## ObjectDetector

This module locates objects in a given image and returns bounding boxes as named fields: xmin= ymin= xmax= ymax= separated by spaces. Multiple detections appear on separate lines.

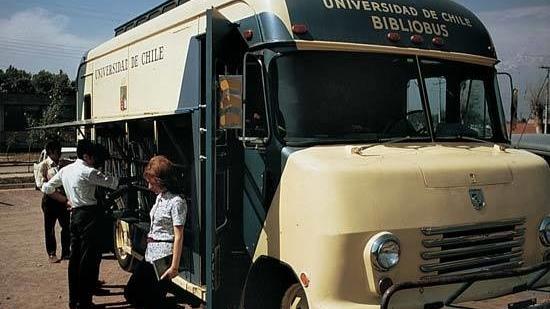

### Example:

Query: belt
xmin=71 ymin=205 xmax=98 ymax=211
xmin=147 ymin=237 xmax=174 ymax=243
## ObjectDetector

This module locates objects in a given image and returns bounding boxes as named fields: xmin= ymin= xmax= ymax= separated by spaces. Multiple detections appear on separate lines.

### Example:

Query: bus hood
xmin=279 ymin=143 xmax=550 ymax=234
xmin=273 ymin=143 xmax=550 ymax=306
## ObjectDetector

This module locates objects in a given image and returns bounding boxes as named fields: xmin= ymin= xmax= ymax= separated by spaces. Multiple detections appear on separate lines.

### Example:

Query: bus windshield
xmin=271 ymin=51 xmax=506 ymax=145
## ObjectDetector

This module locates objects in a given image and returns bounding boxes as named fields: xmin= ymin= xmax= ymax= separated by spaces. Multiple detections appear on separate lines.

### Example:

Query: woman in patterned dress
xmin=125 ymin=155 xmax=187 ymax=308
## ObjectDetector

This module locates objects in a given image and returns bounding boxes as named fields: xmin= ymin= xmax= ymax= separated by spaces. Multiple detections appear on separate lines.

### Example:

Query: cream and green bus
xmin=42 ymin=0 xmax=550 ymax=307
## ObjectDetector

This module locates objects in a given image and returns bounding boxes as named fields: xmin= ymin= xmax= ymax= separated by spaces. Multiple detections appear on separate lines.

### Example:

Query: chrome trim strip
xmin=420 ymin=250 xmax=523 ymax=273
xmin=421 ymin=239 xmax=524 ymax=260
xmin=442 ymin=259 xmax=524 ymax=276
xmin=294 ymin=40 xmax=499 ymax=67
xmin=422 ymin=228 xmax=525 ymax=248
xmin=421 ymin=218 xmax=526 ymax=236
xmin=420 ymin=260 xmax=525 ymax=281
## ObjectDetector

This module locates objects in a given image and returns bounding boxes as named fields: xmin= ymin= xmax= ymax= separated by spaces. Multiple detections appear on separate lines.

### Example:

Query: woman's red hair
xmin=143 ymin=155 xmax=180 ymax=193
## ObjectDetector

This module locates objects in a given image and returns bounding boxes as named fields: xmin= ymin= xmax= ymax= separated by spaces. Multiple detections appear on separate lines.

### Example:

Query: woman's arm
xmin=161 ymin=225 xmax=184 ymax=280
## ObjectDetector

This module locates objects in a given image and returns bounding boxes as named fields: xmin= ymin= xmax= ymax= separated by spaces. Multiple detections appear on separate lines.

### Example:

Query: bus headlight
xmin=539 ymin=217 xmax=550 ymax=246
xmin=370 ymin=233 xmax=400 ymax=271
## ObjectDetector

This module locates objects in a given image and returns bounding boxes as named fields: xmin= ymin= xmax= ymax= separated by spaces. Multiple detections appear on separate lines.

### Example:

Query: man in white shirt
xmin=42 ymin=139 xmax=120 ymax=309
xmin=36 ymin=140 xmax=70 ymax=263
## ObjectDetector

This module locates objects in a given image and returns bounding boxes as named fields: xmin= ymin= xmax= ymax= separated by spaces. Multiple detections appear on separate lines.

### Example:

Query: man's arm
xmin=41 ymin=170 xmax=68 ymax=205
xmin=41 ymin=169 xmax=63 ymax=194
xmin=87 ymin=169 xmax=119 ymax=190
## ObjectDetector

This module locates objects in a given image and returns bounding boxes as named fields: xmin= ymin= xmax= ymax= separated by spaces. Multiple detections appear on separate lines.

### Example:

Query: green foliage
xmin=25 ymin=114 xmax=43 ymax=151
xmin=25 ymin=77 xmax=72 ymax=149
xmin=529 ymin=79 xmax=546 ymax=131
xmin=0 ymin=66 xmax=75 ymax=151
xmin=0 ymin=67 xmax=78 ymax=149
xmin=0 ymin=67 xmax=74 ymax=97
xmin=0 ymin=65 xmax=34 ymax=94
xmin=4 ymin=132 xmax=17 ymax=157
xmin=41 ymin=70 xmax=72 ymax=126
xmin=31 ymin=70 xmax=56 ymax=96
xmin=32 ymin=69 xmax=74 ymax=99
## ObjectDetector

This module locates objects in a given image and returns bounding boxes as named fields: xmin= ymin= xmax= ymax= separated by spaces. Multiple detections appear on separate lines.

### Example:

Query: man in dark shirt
xmin=37 ymin=140 xmax=70 ymax=263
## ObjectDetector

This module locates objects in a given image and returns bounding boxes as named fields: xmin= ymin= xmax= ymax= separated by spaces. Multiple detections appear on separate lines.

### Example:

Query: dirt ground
xmin=0 ymin=189 xmax=193 ymax=309
xmin=0 ymin=188 xmax=132 ymax=309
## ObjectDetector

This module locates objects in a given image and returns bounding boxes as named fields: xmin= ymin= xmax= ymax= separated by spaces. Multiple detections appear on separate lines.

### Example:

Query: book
xmin=152 ymin=254 xmax=173 ymax=281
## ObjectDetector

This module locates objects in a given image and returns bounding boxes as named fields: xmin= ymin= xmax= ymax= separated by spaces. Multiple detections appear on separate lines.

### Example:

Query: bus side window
xmin=244 ymin=61 xmax=268 ymax=139
xmin=84 ymin=94 xmax=92 ymax=119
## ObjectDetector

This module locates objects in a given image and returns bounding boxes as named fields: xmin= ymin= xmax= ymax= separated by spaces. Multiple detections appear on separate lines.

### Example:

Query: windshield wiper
xmin=437 ymin=135 xmax=509 ymax=150
xmin=286 ymin=137 xmax=378 ymax=147
xmin=351 ymin=136 xmax=430 ymax=155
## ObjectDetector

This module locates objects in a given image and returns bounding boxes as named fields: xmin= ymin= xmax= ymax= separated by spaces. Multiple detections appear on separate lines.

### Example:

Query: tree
xmin=0 ymin=66 xmax=75 ymax=150
xmin=0 ymin=69 xmax=5 ymax=93
xmin=25 ymin=69 xmax=76 ymax=150
xmin=25 ymin=113 xmax=43 ymax=154
xmin=4 ymin=132 xmax=17 ymax=159
xmin=43 ymin=83 xmax=64 ymax=125
xmin=32 ymin=69 xmax=73 ymax=98
xmin=528 ymin=79 xmax=547 ymax=133
xmin=1 ymin=65 xmax=34 ymax=94
xmin=31 ymin=70 xmax=56 ymax=96
xmin=0 ymin=66 xmax=74 ymax=96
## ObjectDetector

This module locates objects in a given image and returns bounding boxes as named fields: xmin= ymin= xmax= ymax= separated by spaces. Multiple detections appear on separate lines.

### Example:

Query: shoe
xmin=80 ymin=303 xmax=105 ymax=309
xmin=95 ymin=280 xmax=105 ymax=288
xmin=93 ymin=287 xmax=110 ymax=296
xmin=48 ymin=255 xmax=60 ymax=263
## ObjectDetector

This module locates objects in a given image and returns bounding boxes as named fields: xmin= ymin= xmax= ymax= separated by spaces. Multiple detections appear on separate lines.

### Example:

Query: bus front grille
xmin=419 ymin=218 xmax=525 ymax=279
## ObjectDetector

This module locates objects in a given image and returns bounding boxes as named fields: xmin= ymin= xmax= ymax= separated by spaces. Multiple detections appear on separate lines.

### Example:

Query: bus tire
xmin=113 ymin=219 xmax=136 ymax=272
xmin=280 ymin=283 xmax=308 ymax=309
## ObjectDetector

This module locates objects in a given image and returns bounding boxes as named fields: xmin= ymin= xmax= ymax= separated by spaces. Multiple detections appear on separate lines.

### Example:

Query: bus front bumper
xmin=380 ymin=261 xmax=550 ymax=309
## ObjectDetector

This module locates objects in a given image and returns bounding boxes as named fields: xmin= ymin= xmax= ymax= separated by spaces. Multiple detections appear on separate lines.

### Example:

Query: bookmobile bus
xmin=38 ymin=0 xmax=550 ymax=308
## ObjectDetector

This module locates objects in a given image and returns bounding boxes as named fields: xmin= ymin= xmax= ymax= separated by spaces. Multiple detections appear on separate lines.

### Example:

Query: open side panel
xmin=204 ymin=7 xmax=249 ymax=308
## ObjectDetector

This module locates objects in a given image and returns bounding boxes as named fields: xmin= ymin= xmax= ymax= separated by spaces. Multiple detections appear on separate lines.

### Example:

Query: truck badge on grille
xmin=469 ymin=173 xmax=478 ymax=184
xmin=469 ymin=189 xmax=486 ymax=210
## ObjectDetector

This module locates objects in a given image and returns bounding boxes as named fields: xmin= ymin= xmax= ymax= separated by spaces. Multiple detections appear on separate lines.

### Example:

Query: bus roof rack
xmin=114 ymin=0 xmax=190 ymax=36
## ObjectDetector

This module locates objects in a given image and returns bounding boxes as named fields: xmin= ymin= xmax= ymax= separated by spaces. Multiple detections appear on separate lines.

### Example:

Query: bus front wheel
xmin=280 ymin=283 xmax=308 ymax=309
xmin=113 ymin=219 xmax=136 ymax=272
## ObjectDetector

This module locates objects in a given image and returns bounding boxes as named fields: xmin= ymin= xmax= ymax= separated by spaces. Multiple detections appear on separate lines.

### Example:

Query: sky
xmin=0 ymin=0 xmax=549 ymax=119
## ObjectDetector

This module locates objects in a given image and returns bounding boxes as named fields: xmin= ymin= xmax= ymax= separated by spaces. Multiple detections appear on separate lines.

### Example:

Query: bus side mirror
xmin=511 ymin=88 xmax=518 ymax=134
xmin=218 ymin=75 xmax=243 ymax=130
xmin=497 ymin=72 xmax=515 ymax=140
xmin=241 ymin=53 xmax=269 ymax=149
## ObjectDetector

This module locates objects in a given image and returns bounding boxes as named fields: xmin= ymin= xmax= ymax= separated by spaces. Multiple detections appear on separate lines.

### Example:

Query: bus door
xmin=241 ymin=53 xmax=270 ymax=257
xmin=204 ymin=8 xmax=248 ymax=307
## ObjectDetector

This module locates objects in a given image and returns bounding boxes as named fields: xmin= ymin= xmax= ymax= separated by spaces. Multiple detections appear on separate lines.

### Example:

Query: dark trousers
xmin=41 ymin=195 xmax=70 ymax=257
xmin=125 ymin=260 xmax=169 ymax=309
xmin=69 ymin=207 xmax=102 ymax=308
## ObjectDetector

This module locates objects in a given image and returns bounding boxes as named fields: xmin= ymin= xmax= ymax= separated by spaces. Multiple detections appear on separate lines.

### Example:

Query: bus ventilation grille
xmin=419 ymin=218 xmax=525 ymax=279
